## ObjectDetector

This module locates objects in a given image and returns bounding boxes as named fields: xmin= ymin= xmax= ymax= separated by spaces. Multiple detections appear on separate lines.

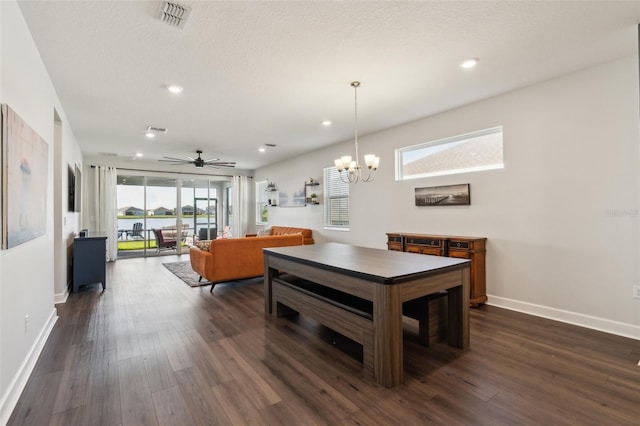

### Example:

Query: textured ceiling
xmin=17 ymin=1 xmax=640 ymax=171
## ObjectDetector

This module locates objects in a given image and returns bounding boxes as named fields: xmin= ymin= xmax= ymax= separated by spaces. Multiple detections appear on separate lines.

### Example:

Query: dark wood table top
xmin=264 ymin=242 xmax=469 ymax=284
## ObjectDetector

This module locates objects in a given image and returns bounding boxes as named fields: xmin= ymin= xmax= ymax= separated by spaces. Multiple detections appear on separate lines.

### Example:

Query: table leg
xmin=447 ymin=267 xmax=470 ymax=349
xmin=264 ymin=259 xmax=275 ymax=314
xmin=373 ymin=283 xmax=403 ymax=388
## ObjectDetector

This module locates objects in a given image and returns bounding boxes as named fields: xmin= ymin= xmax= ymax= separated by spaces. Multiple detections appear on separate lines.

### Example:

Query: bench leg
xmin=275 ymin=301 xmax=298 ymax=317
xmin=417 ymin=304 xmax=430 ymax=346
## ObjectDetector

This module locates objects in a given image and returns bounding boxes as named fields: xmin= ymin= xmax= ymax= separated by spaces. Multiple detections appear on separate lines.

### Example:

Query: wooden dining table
xmin=263 ymin=242 xmax=471 ymax=388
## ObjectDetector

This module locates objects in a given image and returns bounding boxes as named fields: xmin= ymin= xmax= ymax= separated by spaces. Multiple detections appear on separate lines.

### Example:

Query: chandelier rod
xmin=353 ymin=81 xmax=360 ymax=165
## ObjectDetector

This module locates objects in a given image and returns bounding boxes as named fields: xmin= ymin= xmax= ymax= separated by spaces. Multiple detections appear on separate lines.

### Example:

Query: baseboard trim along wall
xmin=488 ymin=295 xmax=640 ymax=340
xmin=0 ymin=309 xmax=58 ymax=425
xmin=54 ymin=287 xmax=69 ymax=304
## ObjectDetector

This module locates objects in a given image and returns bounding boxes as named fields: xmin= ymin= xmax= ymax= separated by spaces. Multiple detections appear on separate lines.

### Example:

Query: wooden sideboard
xmin=386 ymin=233 xmax=487 ymax=307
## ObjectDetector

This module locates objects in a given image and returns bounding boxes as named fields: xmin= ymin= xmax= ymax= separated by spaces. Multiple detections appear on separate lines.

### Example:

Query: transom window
xmin=396 ymin=126 xmax=504 ymax=180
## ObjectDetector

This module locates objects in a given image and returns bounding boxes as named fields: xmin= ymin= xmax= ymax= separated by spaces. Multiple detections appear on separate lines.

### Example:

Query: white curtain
xmin=231 ymin=175 xmax=250 ymax=237
xmin=93 ymin=166 xmax=118 ymax=261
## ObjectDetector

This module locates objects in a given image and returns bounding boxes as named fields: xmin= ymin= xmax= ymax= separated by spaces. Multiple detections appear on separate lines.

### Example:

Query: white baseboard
xmin=0 ymin=308 xmax=58 ymax=425
xmin=487 ymin=295 xmax=640 ymax=340
xmin=54 ymin=287 xmax=69 ymax=304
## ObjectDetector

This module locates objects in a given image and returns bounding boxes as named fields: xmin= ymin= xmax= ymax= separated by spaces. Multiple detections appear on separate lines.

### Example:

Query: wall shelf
xmin=304 ymin=180 xmax=321 ymax=205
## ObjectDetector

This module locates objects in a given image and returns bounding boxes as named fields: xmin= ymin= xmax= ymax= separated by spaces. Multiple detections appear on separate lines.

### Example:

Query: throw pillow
xmin=195 ymin=240 xmax=212 ymax=251
xmin=257 ymin=227 xmax=272 ymax=237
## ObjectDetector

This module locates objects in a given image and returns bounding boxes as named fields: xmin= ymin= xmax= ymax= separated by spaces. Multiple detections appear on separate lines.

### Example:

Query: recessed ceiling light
xmin=460 ymin=58 xmax=479 ymax=69
xmin=136 ymin=152 xmax=143 ymax=157
xmin=145 ymin=132 xmax=155 ymax=138
xmin=322 ymin=120 xmax=332 ymax=126
xmin=259 ymin=146 xmax=266 ymax=153
xmin=167 ymin=85 xmax=183 ymax=94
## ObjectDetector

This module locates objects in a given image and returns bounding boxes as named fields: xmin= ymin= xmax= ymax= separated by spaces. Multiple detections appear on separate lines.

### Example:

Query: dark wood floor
xmin=8 ymin=255 xmax=640 ymax=425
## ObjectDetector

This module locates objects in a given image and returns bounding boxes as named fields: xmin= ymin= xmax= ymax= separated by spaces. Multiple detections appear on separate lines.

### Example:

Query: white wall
xmin=0 ymin=1 xmax=83 ymax=422
xmin=258 ymin=55 xmax=640 ymax=339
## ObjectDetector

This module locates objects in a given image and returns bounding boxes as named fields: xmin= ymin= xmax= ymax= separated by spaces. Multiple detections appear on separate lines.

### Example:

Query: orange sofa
xmin=189 ymin=233 xmax=306 ymax=291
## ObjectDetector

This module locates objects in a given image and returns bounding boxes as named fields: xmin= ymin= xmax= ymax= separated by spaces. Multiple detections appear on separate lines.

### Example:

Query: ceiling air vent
xmin=146 ymin=125 xmax=168 ymax=135
xmin=156 ymin=1 xmax=191 ymax=29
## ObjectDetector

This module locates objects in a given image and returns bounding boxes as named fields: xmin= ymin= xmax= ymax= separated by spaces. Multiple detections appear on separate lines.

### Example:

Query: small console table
xmin=73 ymin=233 xmax=107 ymax=293
xmin=386 ymin=233 xmax=487 ymax=307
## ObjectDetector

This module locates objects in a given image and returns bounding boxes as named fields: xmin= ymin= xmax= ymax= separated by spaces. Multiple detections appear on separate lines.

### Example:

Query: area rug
xmin=162 ymin=261 xmax=210 ymax=287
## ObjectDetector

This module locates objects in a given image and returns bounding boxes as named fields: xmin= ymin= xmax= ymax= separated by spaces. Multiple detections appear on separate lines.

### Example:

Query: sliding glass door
xmin=182 ymin=178 xmax=218 ymax=241
xmin=116 ymin=173 xmax=228 ymax=258
xmin=146 ymin=177 xmax=178 ymax=257
xmin=117 ymin=175 xmax=179 ymax=258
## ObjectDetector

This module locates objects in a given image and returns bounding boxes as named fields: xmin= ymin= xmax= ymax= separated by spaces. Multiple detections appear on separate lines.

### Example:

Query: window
xmin=323 ymin=167 xmax=349 ymax=229
xmin=226 ymin=186 xmax=232 ymax=226
xmin=256 ymin=180 xmax=268 ymax=224
xmin=396 ymin=126 xmax=504 ymax=180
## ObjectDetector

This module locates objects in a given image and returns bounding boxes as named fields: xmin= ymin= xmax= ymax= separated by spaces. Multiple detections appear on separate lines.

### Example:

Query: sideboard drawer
xmin=405 ymin=237 xmax=442 ymax=247
xmin=448 ymin=240 xmax=470 ymax=250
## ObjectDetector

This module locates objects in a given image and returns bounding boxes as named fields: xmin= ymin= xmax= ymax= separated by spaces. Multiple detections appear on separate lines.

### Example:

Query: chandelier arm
xmin=361 ymin=169 xmax=376 ymax=182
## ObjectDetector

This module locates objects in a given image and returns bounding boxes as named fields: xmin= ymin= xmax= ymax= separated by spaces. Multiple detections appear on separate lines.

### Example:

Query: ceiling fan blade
xmin=186 ymin=156 xmax=196 ymax=161
xmin=206 ymin=162 xmax=236 ymax=167
xmin=160 ymin=156 xmax=189 ymax=162
xmin=204 ymin=157 xmax=220 ymax=162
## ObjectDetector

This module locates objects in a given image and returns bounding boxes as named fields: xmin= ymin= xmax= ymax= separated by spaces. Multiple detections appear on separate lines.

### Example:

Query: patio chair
xmin=197 ymin=227 xmax=217 ymax=241
xmin=129 ymin=222 xmax=143 ymax=240
xmin=151 ymin=228 xmax=177 ymax=252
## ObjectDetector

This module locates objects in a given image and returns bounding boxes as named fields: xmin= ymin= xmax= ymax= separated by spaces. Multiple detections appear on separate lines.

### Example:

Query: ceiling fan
xmin=159 ymin=150 xmax=236 ymax=168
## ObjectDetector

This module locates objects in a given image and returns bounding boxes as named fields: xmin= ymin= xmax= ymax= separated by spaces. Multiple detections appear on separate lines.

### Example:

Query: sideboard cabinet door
xmin=445 ymin=238 xmax=487 ymax=307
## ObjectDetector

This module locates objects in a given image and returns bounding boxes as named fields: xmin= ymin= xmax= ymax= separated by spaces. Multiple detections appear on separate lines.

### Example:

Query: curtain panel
xmin=93 ymin=166 xmax=118 ymax=261
xmin=231 ymin=175 xmax=250 ymax=237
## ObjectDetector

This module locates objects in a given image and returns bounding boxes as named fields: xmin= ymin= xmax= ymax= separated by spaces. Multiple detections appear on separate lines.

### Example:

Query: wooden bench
xmin=271 ymin=274 xmax=447 ymax=372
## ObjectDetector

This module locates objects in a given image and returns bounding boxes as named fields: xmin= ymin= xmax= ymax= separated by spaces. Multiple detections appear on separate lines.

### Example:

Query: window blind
xmin=323 ymin=167 xmax=349 ymax=229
